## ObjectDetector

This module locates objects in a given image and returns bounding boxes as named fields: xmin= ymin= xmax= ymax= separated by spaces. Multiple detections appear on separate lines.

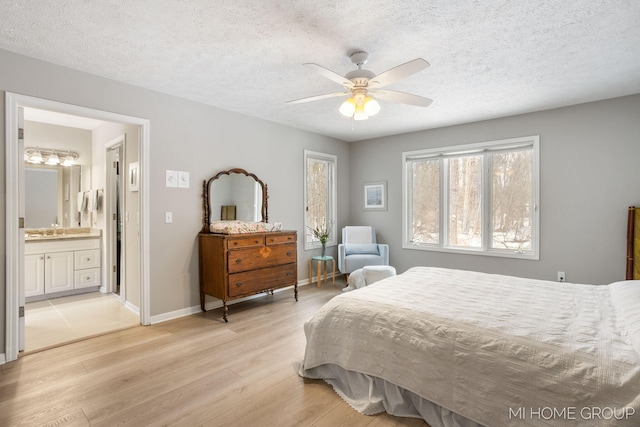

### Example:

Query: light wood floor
xmin=1 ymin=280 xmax=428 ymax=426
xmin=25 ymin=292 xmax=140 ymax=353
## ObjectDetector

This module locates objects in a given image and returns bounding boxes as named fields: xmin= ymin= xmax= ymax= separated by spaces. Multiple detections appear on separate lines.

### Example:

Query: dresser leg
xmin=294 ymin=283 xmax=298 ymax=301
xmin=200 ymin=289 xmax=206 ymax=312
xmin=223 ymin=301 xmax=229 ymax=323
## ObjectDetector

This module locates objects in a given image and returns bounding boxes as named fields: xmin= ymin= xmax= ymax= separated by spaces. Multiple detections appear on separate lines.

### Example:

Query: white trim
xmin=4 ymin=92 xmax=151 ymax=363
xmin=5 ymin=93 xmax=21 ymax=361
xmin=104 ymin=136 xmax=125 ymax=301
xmin=148 ymin=283 xmax=310 ymax=324
xmin=303 ymin=150 xmax=338 ymax=251
xmin=403 ymin=135 xmax=540 ymax=260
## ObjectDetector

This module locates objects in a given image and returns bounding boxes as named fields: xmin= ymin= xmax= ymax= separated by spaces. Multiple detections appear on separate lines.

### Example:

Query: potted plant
xmin=307 ymin=220 xmax=332 ymax=257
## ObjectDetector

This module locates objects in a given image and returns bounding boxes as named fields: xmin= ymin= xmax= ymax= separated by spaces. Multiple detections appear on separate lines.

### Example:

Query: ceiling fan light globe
xmin=353 ymin=104 xmax=368 ymax=120
xmin=339 ymin=97 xmax=356 ymax=117
xmin=363 ymin=97 xmax=381 ymax=116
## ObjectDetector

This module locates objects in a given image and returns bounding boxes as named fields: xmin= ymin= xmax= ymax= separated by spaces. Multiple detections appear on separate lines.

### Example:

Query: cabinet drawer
xmin=228 ymin=263 xmax=297 ymax=297
xmin=266 ymin=233 xmax=296 ymax=245
xmin=227 ymin=243 xmax=296 ymax=273
xmin=226 ymin=235 xmax=265 ymax=249
xmin=75 ymin=268 xmax=101 ymax=289
xmin=75 ymin=249 xmax=101 ymax=270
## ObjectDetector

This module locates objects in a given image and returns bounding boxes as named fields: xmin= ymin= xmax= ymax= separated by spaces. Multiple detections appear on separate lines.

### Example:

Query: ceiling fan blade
xmin=373 ymin=90 xmax=433 ymax=107
xmin=303 ymin=63 xmax=353 ymax=87
xmin=286 ymin=91 xmax=350 ymax=104
xmin=369 ymin=58 xmax=430 ymax=88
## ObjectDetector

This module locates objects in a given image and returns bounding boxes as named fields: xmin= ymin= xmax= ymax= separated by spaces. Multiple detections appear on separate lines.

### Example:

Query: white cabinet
xmin=24 ymin=251 xmax=74 ymax=297
xmin=45 ymin=251 xmax=75 ymax=293
xmin=74 ymin=249 xmax=101 ymax=289
xmin=25 ymin=237 xmax=101 ymax=298
xmin=25 ymin=254 xmax=45 ymax=297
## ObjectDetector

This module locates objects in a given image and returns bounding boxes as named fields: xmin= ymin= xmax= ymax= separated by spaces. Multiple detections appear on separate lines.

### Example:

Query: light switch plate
xmin=166 ymin=170 xmax=178 ymax=188
xmin=165 ymin=212 xmax=173 ymax=223
xmin=178 ymin=171 xmax=190 ymax=188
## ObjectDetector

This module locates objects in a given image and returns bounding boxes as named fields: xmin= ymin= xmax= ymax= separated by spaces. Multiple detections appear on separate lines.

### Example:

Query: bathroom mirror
xmin=203 ymin=168 xmax=268 ymax=230
xmin=25 ymin=164 xmax=86 ymax=229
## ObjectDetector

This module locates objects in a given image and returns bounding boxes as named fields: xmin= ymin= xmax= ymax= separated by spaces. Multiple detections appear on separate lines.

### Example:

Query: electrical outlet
xmin=557 ymin=271 xmax=565 ymax=282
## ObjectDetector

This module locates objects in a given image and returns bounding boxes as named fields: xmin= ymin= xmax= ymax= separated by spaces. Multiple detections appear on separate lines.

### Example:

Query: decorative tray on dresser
xmin=198 ymin=168 xmax=298 ymax=322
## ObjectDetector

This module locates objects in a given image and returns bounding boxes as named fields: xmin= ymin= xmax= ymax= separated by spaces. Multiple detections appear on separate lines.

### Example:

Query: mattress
xmin=299 ymin=267 xmax=640 ymax=426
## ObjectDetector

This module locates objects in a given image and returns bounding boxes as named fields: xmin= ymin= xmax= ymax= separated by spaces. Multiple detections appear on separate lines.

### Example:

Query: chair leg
xmin=344 ymin=273 xmax=350 ymax=284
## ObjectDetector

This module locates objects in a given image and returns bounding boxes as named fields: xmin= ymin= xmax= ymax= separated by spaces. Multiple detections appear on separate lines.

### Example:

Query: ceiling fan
xmin=287 ymin=51 xmax=433 ymax=120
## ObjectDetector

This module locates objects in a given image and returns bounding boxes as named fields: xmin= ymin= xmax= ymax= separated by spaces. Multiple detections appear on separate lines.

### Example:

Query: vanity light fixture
xmin=62 ymin=151 xmax=76 ymax=167
xmin=45 ymin=150 xmax=60 ymax=165
xmin=28 ymin=148 xmax=43 ymax=164
xmin=25 ymin=147 xmax=79 ymax=166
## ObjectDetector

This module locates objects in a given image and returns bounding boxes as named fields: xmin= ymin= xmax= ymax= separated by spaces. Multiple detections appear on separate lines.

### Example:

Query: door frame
xmin=104 ymin=137 xmax=125 ymax=300
xmin=5 ymin=92 xmax=151 ymax=362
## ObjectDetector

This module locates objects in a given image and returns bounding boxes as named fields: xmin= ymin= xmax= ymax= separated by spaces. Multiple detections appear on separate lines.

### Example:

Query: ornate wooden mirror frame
xmin=202 ymin=168 xmax=268 ymax=232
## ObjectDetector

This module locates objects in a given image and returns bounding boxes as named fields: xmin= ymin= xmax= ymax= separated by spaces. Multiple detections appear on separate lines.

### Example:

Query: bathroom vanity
xmin=24 ymin=228 xmax=102 ymax=300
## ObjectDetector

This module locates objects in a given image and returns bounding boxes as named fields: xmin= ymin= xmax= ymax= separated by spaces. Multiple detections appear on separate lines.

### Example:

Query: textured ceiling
xmin=2 ymin=1 xmax=639 ymax=142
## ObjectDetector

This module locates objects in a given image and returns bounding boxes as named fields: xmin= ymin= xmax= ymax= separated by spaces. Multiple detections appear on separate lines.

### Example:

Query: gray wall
xmin=0 ymin=49 xmax=349 ymax=355
xmin=349 ymin=94 xmax=640 ymax=285
xmin=2 ymin=46 xmax=639 ymax=358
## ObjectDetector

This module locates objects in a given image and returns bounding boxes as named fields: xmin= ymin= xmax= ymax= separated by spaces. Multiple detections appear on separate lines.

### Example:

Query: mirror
xmin=25 ymin=164 xmax=87 ymax=229
xmin=204 ymin=168 xmax=268 ymax=229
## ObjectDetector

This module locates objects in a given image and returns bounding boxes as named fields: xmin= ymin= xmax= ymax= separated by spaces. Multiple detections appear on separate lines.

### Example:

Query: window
xmin=304 ymin=150 xmax=337 ymax=250
xmin=403 ymin=136 xmax=539 ymax=259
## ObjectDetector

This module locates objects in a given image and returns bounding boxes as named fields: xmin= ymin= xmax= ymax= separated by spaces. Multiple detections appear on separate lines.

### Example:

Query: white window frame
xmin=402 ymin=136 xmax=540 ymax=260
xmin=303 ymin=150 xmax=337 ymax=250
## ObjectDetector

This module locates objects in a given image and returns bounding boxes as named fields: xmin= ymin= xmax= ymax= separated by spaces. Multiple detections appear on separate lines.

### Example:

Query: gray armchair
xmin=338 ymin=226 xmax=389 ymax=279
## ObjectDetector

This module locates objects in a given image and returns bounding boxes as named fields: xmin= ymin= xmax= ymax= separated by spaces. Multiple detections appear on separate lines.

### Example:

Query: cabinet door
xmin=25 ymin=254 xmax=45 ymax=297
xmin=45 ymin=251 xmax=74 ymax=293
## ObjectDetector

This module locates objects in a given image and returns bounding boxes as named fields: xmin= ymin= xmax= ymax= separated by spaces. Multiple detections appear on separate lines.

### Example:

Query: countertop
xmin=25 ymin=228 xmax=101 ymax=242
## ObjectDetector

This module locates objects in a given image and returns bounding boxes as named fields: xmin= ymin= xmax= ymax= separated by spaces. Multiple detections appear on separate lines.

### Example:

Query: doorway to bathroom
xmin=5 ymin=93 xmax=150 ymax=360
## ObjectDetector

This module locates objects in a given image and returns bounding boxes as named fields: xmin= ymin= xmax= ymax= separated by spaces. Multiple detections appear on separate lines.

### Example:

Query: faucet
xmin=52 ymin=223 xmax=59 ymax=236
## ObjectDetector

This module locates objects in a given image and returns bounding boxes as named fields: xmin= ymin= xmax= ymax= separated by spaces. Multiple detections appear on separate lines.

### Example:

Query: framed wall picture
xmin=363 ymin=181 xmax=387 ymax=210
xmin=129 ymin=161 xmax=139 ymax=192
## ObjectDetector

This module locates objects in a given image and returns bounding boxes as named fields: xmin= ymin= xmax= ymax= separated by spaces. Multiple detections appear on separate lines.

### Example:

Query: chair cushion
xmin=344 ymin=243 xmax=380 ymax=256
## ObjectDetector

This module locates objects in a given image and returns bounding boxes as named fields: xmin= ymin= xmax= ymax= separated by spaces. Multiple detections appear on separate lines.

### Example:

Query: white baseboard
xmin=148 ymin=281 xmax=317 ymax=325
xmin=0 ymin=353 xmax=6 ymax=365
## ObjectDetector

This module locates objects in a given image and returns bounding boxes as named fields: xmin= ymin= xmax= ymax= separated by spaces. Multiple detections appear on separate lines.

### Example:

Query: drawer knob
xmin=286 ymin=251 xmax=292 ymax=256
xmin=235 ymin=282 xmax=243 ymax=287
xmin=233 ymin=242 xmax=238 ymax=245
xmin=86 ymin=257 xmax=91 ymax=261
xmin=235 ymin=259 xmax=242 ymax=264
xmin=286 ymin=272 xmax=292 ymax=276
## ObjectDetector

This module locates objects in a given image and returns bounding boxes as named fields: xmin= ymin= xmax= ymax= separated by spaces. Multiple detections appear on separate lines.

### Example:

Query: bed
xmin=299 ymin=267 xmax=640 ymax=427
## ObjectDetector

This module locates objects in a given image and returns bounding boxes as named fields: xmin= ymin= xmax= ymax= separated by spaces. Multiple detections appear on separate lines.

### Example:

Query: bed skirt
xmin=300 ymin=363 xmax=483 ymax=427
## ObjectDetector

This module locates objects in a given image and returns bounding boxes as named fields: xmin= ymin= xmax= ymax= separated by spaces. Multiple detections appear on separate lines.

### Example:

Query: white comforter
xmin=299 ymin=267 xmax=640 ymax=427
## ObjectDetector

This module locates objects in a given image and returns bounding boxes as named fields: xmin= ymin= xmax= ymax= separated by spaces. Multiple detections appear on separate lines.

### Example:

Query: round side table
xmin=309 ymin=255 xmax=336 ymax=287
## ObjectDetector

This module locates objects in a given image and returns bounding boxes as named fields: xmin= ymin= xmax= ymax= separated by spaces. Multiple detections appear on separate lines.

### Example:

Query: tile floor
xmin=25 ymin=292 xmax=140 ymax=353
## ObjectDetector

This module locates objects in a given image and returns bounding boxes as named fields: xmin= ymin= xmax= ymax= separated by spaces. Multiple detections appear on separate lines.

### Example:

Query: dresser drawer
xmin=266 ymin=233 xmax=296 ymax=245
xmin=74 ymin=249 xmax=101 ymax=270
xmin=227 ymin=243 xmax=296 ymax=273
xmin=228 ymin=263 xmax=297 ymax=297
xmin=75 ymin=268 xmax=101 ymax=289
xmin=227 ymin=235 xmax=265 ymax=249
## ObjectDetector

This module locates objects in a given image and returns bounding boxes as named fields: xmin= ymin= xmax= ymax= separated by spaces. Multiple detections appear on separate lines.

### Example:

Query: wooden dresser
xmin=198 ymin=230 xmax=297 ymax=321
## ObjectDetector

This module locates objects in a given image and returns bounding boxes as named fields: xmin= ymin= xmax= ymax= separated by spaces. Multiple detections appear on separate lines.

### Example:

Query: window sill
xmin=403 ymin=243 xmax=539 ymax=260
